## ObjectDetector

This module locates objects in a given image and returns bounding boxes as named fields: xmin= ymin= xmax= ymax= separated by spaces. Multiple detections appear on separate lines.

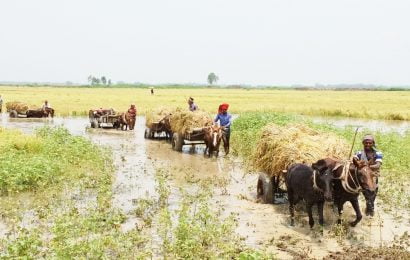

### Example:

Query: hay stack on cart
xmin=6 ymin=101 xmax=51 ymax=118
xmin=6 ymin=102 xmax=29 ymax=114
xmin=254 ymin=123 xmax=349 ymax=203
xmin=169 ymin=109 xmax=213 ymax=151
xmin=144 ymin=107 xmax=174 ymax=139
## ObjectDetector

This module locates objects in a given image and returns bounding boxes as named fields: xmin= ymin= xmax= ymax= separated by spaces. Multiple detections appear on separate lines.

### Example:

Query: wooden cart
xmin=256 ymin=171 xmax=288 ymax=204
xmin=144 ymin=114 xmax=172 ymax=140
xmin=89 ymin=109 xmax=120 ymax=129
xmin=171 ymin=128 xmax=205 ymax=152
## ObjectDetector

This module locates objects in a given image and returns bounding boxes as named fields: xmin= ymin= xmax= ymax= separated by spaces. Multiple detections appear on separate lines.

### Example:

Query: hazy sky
xmin=1 ymin=0 xmax=409 ymax=85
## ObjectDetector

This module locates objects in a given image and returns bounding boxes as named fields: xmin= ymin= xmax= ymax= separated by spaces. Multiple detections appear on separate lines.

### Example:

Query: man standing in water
xmin=188 ymin=97 xmax=198 ymax=111
xmin=214 ymin=103 xmax=232 ymax=155
xmin=354 ymin=134 xmax=383 ymax=216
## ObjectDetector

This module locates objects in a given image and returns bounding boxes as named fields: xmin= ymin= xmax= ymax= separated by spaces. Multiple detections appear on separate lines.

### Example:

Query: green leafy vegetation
xmin=0 ymin=127 xmax=110 ymax=194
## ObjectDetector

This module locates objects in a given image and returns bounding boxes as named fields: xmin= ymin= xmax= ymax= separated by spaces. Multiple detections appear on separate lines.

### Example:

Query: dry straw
xmin=145 ymin=107 xmax=174 ymax=128
xmin=5 ymin=101 xmax=30 ymax=113
xmin=170 ymin=108 xmax=213 ymax=134
xmin=252 ymin=123 xmax=349 ymax=177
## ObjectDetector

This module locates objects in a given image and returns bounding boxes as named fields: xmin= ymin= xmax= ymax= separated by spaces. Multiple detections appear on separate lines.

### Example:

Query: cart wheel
xmin=144 ymin=128 xmax=151 ymax=139
xmin=257 ymin=173 xmax=274 ymax=204
xmin=172 ymin=133 xmax=184 ymax=152
xmin=9 ymin=110 xmax=18 ymax=118
xmin=91 ymin=120 xmax=97 ymax=128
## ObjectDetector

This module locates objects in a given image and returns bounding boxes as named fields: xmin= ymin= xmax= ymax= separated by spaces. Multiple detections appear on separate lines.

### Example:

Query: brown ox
xmin=118 ymin=112 xmax=136 ymax=130
xmin=315 ymin=157 xmax=377 ymax=227
xmin=203 ymin=125 xmax=223 ymax=158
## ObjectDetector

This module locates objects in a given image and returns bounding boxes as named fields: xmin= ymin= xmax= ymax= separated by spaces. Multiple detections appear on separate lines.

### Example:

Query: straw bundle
xmin=5 ymin=102 xmax=29 ymax=113
xmin=252 ymin=123 xmax=349 ymax=177
xmin=145 ymin=107 xmax=174 ymax=128
xmin=170 ymin=108 xmax=213 ymax=134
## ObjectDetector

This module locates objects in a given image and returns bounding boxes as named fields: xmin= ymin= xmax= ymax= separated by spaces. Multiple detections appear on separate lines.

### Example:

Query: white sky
xmin=1 ymin=0 xmax=409 ymax=86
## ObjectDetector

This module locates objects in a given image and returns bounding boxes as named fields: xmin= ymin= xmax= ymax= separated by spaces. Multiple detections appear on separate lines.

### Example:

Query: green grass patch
xmin=0 ymin=126 xmax=109 ymax=194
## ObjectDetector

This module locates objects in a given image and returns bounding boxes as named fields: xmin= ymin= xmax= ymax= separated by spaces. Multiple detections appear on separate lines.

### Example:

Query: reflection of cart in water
xmin=171 ymin=128 xmax=206 ymax=152
xmin=88 ymin=109 xmax=120 ymax=128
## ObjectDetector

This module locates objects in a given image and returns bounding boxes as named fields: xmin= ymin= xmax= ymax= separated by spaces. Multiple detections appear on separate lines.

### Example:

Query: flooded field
xmin=1 ymin=114 xmax=410 ymax=259
xmin=310 ymin=116 xmax=410 ymax=135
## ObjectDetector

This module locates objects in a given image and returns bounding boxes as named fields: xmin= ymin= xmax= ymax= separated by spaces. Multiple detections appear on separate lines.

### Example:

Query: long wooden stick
xmin=348 ymin=127 xmax=360 ymax=159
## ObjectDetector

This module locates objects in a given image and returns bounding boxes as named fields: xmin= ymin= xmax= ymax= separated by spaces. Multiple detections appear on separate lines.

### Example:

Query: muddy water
xmin=1 ymin=114 xmax=410 ymax=259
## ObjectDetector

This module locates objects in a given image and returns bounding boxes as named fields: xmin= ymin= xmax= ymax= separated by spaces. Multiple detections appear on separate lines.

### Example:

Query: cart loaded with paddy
xmin=6 ymin=101 xmax=54 ymax=118
xmin=253 ymin=123 xmax=349 ymax=204
xmin=169 ymin=110 xmax=213 ymax=152
xmin=144 ymin=108 xmax=173 ymax=140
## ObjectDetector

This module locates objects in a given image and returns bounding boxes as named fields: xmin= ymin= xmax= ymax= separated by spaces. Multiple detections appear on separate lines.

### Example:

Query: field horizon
xmin=0 ymin=86 xmax=409 ymax=120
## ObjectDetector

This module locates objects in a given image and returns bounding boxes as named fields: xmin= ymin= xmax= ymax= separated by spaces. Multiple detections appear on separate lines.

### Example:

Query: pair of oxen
xmin=286 ymin=157 xmax=378 ymax=228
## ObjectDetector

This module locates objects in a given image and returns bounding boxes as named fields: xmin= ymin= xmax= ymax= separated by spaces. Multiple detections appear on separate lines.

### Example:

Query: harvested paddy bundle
xmin=170 ymin=108 xmax=213 ymax=133
xmin=145 ymin=107 xmax=174 ymax=128
xmin=5 ymin=101 xmax=29 ymax=113
xmin=252 ymin=123 xmax=349 ymax=176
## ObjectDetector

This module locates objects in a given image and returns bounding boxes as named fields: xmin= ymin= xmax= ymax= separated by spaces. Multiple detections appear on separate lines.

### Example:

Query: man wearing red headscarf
xmin=214 ymin=103 xmax=232 ymax=155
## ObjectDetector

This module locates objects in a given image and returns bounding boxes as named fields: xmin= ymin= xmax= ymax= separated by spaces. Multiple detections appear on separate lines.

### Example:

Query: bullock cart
xmin=254 ymin=123 xmax=349 ymax=204
xmin=7 ymin=102 xmax=54 ymax=118
xmin=144 ymin=113 xmax=172 ymax=140
xmin=171 ymin=127 xmax=207 ymax=152
xmin=89 ymin=109 xmax=120 ymax=129
xmin=169 ymin=109 xmax=213 ymax=152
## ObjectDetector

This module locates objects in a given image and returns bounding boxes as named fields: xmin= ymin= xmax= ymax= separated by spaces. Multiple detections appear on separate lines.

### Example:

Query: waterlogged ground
xmin=1 ymin=114 xmax=410 ymax=259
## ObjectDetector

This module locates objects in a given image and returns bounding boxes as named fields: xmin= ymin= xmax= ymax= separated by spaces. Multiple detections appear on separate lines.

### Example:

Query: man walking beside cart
xmin=214 ymin=103 xmax=232 ymax=155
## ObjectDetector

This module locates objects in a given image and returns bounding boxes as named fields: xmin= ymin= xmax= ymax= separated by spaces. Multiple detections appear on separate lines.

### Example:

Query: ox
xmin=286 ymin=160 xmax=333 ymax=228
xmin=203 ymin=125 xmax=223 ymax=158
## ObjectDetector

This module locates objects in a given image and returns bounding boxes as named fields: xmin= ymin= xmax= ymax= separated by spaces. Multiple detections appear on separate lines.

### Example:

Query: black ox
xmin=286 ymin=160 xmax=333 ymax=228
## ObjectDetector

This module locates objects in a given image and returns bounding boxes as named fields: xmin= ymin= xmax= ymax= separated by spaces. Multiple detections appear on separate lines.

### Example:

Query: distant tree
xmin=207 ymin=72 xmax=219 ymax=85
xmin=90 ymin=77 xmax=100 ymax=85
xmin=107 ymin=79 xmax=112 ymax=85
xmin=101 ymin=76 xmax=107 ymax=85
xmin=87 ymin=75 xmax=93 ymax=85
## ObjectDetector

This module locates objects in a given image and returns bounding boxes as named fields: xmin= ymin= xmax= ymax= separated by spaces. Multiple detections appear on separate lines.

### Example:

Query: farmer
xmin=150 ymin=87 xmax=154 ymax=95
xmin=41 ymin=100 xmax=52 ymax=110
xmin=188 ymin=97 xmax=198 ymax=111
xmin=127 ymin=104 xmax=137 ymax=118
xmin=0 ymin=95 xmax=3 ymax=113
xmin=354 ymin=134 xmax=383 ymax=216
xmin=214 ymin=103 xmax=232 ymax=155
